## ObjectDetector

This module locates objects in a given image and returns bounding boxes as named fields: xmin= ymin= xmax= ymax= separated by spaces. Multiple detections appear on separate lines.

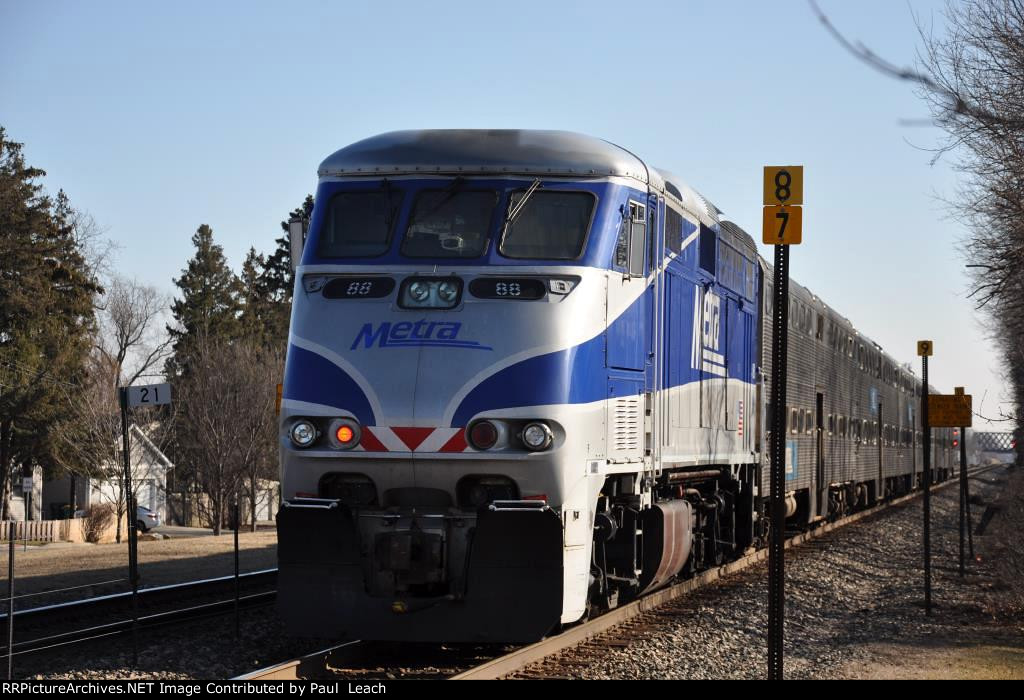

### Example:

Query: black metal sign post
xmin=7 ymin=521 xmax=14 ymax=680
xmin=233 ymin=498 xmax=240 ymax=640
xmin=763 ymin=165 xmax=802 ymax=681
xmin=767 ymin=243 xmax=791 ymax=680
xmin=959 ymin=427 xmax=967 ymax=576
xmin=965 ymin=467 xmax=975 ymax=560
xmin=116 ymin=382 xmax=170 ymax=665
xmin=917 ymin=341 xmax=932 ymax=616
xmin=118 ymin=387 xmax=140 ymax=665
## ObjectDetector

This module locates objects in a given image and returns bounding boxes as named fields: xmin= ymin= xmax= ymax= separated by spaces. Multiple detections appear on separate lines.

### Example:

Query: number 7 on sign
xmin=762 ymin=205 xmax=802 ymax=245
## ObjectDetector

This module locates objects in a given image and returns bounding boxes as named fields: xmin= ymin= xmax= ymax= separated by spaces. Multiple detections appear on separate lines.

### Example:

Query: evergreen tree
xmin=0 ymin=127 xmax=99 ymax=515
xmin=165 ymin=224 xmax=243 ymax=378
xmin=242 ymin=194 xmax=313 ymax=350
xmin=239 ymin=247 xmax=273 ymax=346
xmin=265 ymin=194 xmax=313 ymax=305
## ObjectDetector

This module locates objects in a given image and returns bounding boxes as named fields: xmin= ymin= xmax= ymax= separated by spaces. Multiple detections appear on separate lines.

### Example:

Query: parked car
xmin=136 ymin=505 xmax=161 ymax=532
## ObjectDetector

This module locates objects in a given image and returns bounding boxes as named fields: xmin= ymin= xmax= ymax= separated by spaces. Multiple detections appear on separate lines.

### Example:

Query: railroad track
xmin=2 ymin=569 xmax=277 ymax=659
xmin=240 ymin=467 xmax=992 ymax=681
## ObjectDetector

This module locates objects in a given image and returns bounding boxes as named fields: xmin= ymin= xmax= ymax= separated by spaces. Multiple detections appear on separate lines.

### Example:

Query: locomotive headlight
xmin=521 ymin=422 xmax=553 ymax=451
xmin=408 ymin=281 xmax=430 ymax=302
xmin=399 ymin=277 xmax=462 ymax=309
xmin=289 ymin=420 xmax=317 ymax=449
xmin=437 ymin=281 xmax=458 ymax=303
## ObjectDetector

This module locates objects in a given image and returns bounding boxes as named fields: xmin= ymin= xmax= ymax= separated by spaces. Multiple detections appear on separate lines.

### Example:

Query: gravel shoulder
xmin=835 ymin=462 xmax=1024 ymax=680
xmin=1 ymin=530 xmax=277 ymax=610
xmin=516 ymin=464 xmax=1024 ymax=680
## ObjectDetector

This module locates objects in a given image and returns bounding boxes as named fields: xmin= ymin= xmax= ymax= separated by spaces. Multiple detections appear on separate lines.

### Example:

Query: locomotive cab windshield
xmin=310 ymin=178 xmax=601 ymax=265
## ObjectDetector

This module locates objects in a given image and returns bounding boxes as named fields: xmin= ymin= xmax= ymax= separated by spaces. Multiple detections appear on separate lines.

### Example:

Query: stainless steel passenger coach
xmin=276 ymin=130 xmax=954 ymax=643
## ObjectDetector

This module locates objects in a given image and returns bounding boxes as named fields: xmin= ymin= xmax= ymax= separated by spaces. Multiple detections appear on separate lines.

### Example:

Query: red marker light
xmin=336 ymin=425 xmax=355 ymax=444
xmin=468 ymin=420 xmax=499 ymax=450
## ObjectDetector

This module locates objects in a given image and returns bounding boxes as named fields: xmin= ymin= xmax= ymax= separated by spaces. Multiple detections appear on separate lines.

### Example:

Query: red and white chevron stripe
xmin=356 ymin=426 xmax=468 ymax=453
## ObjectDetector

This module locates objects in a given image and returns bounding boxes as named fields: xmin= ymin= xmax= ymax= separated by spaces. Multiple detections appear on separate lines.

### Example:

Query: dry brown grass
xmin=0 ymin=530 xmax=277 ymax=610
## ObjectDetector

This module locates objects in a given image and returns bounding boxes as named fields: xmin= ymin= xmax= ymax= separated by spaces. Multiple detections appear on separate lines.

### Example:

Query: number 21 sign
xmin=126 ymin=383 xmax=172 ymax=407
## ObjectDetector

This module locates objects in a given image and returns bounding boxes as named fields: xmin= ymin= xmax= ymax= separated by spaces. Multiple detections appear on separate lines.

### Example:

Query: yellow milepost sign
xmin=928 ymin=393 xmax=972 ymax=428
xmin=917 ymin=340 xmax=933 ymax=357
xmin=762 ymin=205 xmax=802 ymax=245
xmin=763 ymin=166 xmax=804 ymax=206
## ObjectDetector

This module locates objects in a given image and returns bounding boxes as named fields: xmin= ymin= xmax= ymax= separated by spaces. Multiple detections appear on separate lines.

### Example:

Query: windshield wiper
xmin=407 ymin=176 xmax=466 ymax=229
xmin=381 ymin=178 xmax=397 ymax=231
xmin=505 ymin=179 xmax=542 ymax=228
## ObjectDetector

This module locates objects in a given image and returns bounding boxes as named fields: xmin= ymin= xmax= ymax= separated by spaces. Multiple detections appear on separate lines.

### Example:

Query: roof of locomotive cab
xmin=318 ymin=129 xmax=730 ymax=227
xmin=317 ymin=129 xmax=657 ymax=184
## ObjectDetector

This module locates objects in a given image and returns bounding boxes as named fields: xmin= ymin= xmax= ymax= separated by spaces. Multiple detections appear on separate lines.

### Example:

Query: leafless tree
xmin=95 ymin=277 xmax=173 ymax=389
xmin=915 ymin=1 xmax=1024 ymax=446
xmin=811 ymin=0 xmax=1024 ymax=451
xmin=52 ymin=277 xmax=173 ymax=541
xmin=175 ymin=337 xmax=279 ymax=535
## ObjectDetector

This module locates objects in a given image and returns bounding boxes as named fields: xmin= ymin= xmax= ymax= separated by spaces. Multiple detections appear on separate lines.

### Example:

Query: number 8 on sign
xmin=763 ymin=166 xmax=803 ymax=206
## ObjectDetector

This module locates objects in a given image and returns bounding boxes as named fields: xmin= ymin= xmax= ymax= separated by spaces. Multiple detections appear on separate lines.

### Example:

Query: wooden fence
xmin=0 ymin=519 xmax=57 ymax=542
xmin=0 ymin=515 xmax=126 ymax=544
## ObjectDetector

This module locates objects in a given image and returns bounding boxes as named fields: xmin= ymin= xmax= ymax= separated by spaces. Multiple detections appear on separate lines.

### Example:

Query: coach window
xmin=501 ymin=190 xmax=595 ymax=260
xmin=319 ymin=188 xmax=404 ymax=258
xmin=698 ymin=223 xmax=716 ymax=275
xmin=828 ymin=414 xmax=835 ymax=435
xmin=790 ymin=408 xmax=799 ymax=434
xmin=805 ymin=409 xmax=814 ymax=435
xmin=839 ymin=415 xmax=847 ymax=437
xmin=402 ymin=189 xmax=497 ymax=258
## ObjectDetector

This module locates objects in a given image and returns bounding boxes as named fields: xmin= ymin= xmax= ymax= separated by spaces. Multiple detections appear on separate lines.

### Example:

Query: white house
xmin=41 ymin=423 xmax=173 ymax=524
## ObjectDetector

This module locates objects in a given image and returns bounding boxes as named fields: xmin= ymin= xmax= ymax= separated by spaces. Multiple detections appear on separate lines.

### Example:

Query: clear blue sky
xmin=1 ymin=0 xmax=1011 ymax=425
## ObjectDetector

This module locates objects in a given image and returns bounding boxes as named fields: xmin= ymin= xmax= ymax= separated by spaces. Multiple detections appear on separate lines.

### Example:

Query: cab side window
xmin=629 ymin=201 xmax=646 ymax=277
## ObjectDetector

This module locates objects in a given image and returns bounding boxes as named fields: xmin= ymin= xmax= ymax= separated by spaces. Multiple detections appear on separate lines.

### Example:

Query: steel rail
xmin=0 ymin=568 xmax=277 ymax=622
xmin=2 ymin=569 xmax=278 ymax=657
xmin=9 ymin=590 xmax=277 ymax=658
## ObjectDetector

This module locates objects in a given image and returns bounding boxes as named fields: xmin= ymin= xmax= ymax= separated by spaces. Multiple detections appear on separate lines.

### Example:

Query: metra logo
xmin=350 ymin=320 xmax=493 ymax=351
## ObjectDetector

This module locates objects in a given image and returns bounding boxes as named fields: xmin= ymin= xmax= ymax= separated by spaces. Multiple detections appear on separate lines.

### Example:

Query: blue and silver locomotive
xmin=276 ymin=130 xmax=953 ymax=643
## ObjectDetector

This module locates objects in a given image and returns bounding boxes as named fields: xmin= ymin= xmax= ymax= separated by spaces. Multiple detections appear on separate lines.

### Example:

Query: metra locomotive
xmin=276 ymin=130 xmax=954 ymax=643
